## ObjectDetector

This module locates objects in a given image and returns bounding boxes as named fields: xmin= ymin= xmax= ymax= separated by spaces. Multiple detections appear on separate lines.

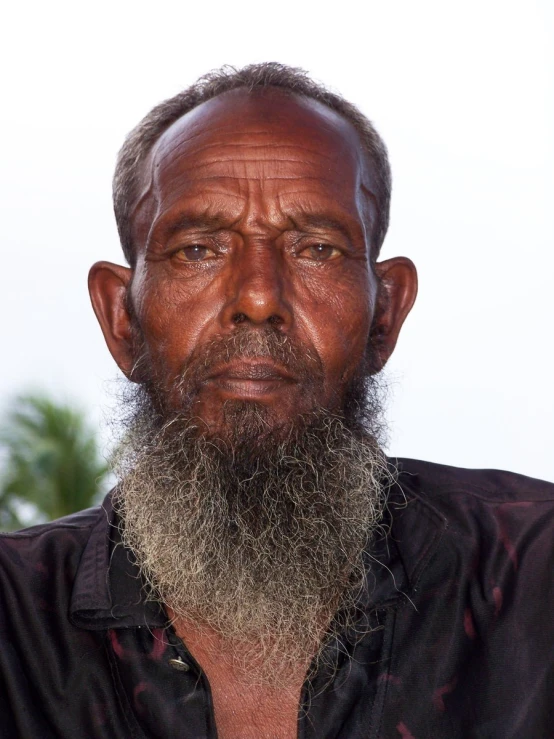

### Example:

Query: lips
xmin=200 ymin=360 xmax=297 ymax=399
xmin=206 ymin=360 xmax=296 ymax=383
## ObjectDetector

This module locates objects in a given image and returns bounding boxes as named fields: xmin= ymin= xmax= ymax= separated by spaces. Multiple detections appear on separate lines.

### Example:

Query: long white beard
xmin=114 ymin=402 xmax=391 ymax=686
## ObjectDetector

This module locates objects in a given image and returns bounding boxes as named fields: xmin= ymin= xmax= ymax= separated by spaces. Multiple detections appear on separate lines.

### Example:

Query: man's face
xmin=126 ymin=90 xmax=381 ymax=433
xmin=89 ymin=88 xmax=417 ymax=679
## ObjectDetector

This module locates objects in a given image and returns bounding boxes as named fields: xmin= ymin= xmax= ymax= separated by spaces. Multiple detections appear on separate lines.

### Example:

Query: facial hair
xmin=113 ymin=326 xmax=392 ymax=685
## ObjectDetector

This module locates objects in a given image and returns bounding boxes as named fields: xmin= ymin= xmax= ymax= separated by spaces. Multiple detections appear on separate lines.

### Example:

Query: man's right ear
xmin=88 ymin=261 xmax=135 ymax=377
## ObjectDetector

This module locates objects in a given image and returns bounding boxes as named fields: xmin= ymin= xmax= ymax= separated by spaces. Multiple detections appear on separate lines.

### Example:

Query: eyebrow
xmin=288 ymin=214 xmax=356 ymax=242
xmin=164 ymin=213 xmax=237 ymax=237
xmin=159 ymin=211 xmax=360 ymax=243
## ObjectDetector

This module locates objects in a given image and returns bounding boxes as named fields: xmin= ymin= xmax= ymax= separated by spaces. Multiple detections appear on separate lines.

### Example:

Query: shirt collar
xmin=353 ymin=459 xmax=448 ymax=612
xmin=69 ymin=493 xmax=166 ymax=630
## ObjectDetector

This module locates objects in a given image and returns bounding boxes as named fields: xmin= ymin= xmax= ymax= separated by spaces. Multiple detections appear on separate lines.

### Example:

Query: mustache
xmin=173 ymin=325 xmax=325 ymax=391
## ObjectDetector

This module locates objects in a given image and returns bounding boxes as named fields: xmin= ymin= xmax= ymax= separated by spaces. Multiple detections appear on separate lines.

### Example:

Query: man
xmin=1 ymin=63 xmax=553 ymax=739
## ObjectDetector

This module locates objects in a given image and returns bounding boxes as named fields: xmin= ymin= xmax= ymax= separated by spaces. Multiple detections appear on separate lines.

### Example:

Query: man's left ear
xmin=370 ymin=257 xmax=418 ymax=372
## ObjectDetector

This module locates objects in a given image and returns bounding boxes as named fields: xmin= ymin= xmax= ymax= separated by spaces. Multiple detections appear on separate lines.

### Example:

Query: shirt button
xmin=168 ymin=657 xmax=190 ymax=672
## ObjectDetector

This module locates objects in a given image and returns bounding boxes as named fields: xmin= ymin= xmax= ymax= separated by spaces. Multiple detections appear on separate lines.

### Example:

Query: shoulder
xmin=383 ymin=460 xmax=554 ymax=735
xmin=393 ymin=456 xmax=554 ymax=505
xmin=0 ymin=506 xmax=105 ymax=621
xmin=392 ymin=456 xmax=554 ymax=540
xmin=0 ymin=505 xmax=103 ymax=559
xmin=391 ymin=457 xmax=554 ymax=584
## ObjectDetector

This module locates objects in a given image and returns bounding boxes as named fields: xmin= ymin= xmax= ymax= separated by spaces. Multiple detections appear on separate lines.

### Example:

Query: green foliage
xmin=0 ymin=394 xmax=109 ymax=531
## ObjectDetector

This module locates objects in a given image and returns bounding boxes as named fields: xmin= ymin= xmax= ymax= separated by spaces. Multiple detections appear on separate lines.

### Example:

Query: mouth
xmin=202 ymin=360 xmax=297 ymax=398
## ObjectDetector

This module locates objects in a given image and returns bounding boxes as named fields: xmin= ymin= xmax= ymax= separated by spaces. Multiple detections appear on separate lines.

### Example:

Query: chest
xmin=6 ymin=614 xmax=388 ymax=738
xmin=171 ymin=624 xmax=305 ymax=739
xmin=206 ymin=679 xmax=301 ymax=739
xmin=9 ymin=600 xmax=521 ymax=739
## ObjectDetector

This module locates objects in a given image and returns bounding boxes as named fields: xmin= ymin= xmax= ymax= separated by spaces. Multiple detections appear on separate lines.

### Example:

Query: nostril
xmin=232 ymin=312 xmax=284 ymax=327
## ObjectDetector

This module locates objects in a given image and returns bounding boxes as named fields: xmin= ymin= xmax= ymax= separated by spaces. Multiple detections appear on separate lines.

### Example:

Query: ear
xmin=88 ymin=261 xmax=135 ymax=377
xmin=370 ymin=257 xmax=418 ymax=372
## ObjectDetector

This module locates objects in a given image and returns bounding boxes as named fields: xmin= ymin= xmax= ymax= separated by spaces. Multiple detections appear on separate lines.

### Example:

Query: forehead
xmin=134 ymin=89 xmax=376 ymax=240
xmin=155 ymin=88 xmax=365 ymax=160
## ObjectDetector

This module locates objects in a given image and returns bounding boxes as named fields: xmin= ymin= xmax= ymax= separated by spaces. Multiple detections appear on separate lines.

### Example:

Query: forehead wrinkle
xmin=160 ymin=176 xmax=338 ymax=187
xmin=153 ymin=161 xmax=340 ymax=196
xmin=157 ymin=142 xmax=341 ymax=173
xmin=155 ymin=115 xmax=352 ymax=168
xmin=163 ymin=188 xmax=247 ymax=202
xmin=160 ymin=161 xmax=339 ymax=179
xmin=151 ymin=189 xmax=247 ymax=229
xmin=155 ymin=194 xmax=247 ymax=221
xmin=154 ymin=126 xmax=317 ymax=165
xmin=152 ymin=150 xmax=340 ymax=200
xmin=154 ymin=189 xmax=244 ymax=218
xmin=162 ymin=137 xmax=340 ymax=157
xmin=275 ymin=184 xmax=368 ymax=240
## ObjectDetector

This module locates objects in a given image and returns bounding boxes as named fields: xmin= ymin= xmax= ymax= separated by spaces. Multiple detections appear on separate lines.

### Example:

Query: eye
xmin=298 ymin=243 xmax=342 ymax=261
xmin=174 ymin=244 xmax=216 ymax=262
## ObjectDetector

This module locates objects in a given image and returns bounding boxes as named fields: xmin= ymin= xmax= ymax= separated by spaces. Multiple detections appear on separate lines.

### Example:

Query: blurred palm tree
xmin=0 ymin=394 xmax=109 ymax=531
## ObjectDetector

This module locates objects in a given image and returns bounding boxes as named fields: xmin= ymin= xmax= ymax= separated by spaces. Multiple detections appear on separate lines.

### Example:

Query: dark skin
xmin=89 ymin=89 xmax=417 ymax=738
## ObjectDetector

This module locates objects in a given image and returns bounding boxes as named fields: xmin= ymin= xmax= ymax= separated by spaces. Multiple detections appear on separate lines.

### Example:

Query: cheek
xmin=295 ymin=271 xmax=373 ymax=384
xmin=131 ymin=268 xmax=223 ymax=377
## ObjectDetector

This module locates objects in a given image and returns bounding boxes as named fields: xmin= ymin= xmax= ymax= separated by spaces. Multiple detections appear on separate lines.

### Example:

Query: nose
xmin=220 ymin=241 xmax=293 ymax=330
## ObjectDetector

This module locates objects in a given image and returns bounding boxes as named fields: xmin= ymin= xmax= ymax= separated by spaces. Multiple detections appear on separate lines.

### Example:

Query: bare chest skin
xmin=171 ymin=618 xmax=307 ymax=739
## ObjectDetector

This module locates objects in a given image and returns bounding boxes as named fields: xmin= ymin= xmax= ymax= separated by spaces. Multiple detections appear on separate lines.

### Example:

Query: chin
xmin=201 ymin=400 xmax=291 ymax=445
xmin=193 ymin=392 xmax=323 ymax=445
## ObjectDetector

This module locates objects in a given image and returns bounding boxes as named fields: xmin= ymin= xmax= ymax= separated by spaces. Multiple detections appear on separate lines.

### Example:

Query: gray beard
xmin=113 ymin=330 xmax=392 ymax=685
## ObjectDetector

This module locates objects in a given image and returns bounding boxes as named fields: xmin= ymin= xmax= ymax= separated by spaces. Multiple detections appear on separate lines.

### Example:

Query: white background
xmin=1 ymin=0 xmax=552 ymax=480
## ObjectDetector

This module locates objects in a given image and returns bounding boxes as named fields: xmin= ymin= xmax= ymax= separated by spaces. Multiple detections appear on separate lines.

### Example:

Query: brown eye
xmin=175 ymin=244 xmax=215 ymax=262
xmin=300 ymin=244 xmax=341 ymax=261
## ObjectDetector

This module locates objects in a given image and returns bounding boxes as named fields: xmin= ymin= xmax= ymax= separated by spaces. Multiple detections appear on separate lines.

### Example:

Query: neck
xmin=167 ymin=606 xmax=320 ymax=689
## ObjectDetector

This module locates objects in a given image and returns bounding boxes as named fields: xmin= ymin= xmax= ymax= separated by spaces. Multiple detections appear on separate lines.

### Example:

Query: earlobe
xmin=370 ymin=257 xmax=418 ymax=372
xmin=88 ymin=261 xmax=135 ymax=377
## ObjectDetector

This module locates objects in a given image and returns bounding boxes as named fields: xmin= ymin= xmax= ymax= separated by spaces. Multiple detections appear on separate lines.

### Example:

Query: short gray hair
xmin=113 ymin=62 xmax=392 ymax=266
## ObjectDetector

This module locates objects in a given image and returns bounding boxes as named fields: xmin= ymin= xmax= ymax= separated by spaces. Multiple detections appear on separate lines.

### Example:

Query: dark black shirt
xmin=1 ymin=458 xmax=554 ymax=738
